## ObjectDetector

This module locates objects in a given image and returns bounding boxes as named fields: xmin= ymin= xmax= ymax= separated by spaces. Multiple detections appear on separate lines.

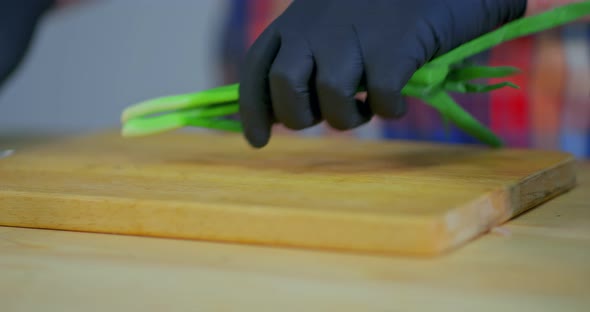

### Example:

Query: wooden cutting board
xmin=0 ymin=131 xmax=576 ymax=256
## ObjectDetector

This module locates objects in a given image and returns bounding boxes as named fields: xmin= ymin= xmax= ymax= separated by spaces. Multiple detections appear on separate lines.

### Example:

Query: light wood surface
xmin=1 ymin=163 xmax=589 ymax=311
xmin=0 ymin=131 xmax=576 ymax=256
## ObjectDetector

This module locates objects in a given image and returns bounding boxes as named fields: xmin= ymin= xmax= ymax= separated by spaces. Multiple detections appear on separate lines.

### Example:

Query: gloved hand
xmin=0 ymin=0 xmax=55 ymax=89
xmin=238 ymin=0 xmax=527 ymax=148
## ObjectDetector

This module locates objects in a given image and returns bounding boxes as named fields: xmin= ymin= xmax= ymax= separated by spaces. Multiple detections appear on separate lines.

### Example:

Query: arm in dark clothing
xmin=0 ymin=0 xmax=56 ymax=89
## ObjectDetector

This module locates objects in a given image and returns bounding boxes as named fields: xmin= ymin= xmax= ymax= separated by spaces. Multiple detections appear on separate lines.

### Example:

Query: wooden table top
xmin=1 ymin=137 xmax=589 ymax=311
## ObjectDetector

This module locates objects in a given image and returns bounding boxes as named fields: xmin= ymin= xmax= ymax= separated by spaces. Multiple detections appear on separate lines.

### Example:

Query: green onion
xmin=121 ymin=83 xmax=239 ymax=123
xmin=447 ymin=66 xmax=520 ymax=82
xmin=444 ymin=81 xmax=520 ymax=94
xmin=422 ymin=91 xmax=503 ymax=147
xmin=120 ymin=2 xmax=590 ymax=147
xmin=122 ymin=103 xmax=241 ymax=137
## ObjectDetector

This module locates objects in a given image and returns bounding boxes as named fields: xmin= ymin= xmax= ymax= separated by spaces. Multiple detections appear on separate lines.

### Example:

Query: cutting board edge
xmin=0 ymin=190 xmax=457 ymax=256
xmin=511 ymin=156 xmax=578 ymax=217
xmin=438 ymin=155 xmax=577 ymax=253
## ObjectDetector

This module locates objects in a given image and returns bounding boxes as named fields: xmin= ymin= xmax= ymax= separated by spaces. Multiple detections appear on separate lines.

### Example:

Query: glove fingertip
xmin=239 ymin=84 xmax=273 ymax=149
xmin=238 ymin=26 xmax=281 ymax=149
xmin=244 ymin=124 xmax=272 ymax=148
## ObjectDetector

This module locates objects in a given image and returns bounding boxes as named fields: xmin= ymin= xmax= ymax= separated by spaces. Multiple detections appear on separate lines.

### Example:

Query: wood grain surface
xmin=1 ymin=163 xmax=589 ymax=311
xmin=0 ymin=131 xmax=577 ymax=255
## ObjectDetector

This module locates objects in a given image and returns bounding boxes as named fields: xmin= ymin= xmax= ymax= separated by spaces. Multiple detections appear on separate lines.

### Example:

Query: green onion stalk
xmin=121 ymin=3 xmax=590 ymax=148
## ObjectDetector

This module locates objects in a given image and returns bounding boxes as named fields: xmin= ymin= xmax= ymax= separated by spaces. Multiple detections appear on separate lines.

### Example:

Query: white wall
xmin=0 ymin=0 xmax=229 ymax=135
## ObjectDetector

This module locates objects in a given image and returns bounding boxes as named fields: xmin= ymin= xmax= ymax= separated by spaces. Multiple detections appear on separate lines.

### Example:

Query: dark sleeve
xmin=0 ymin=0 xmax=56 ymax=89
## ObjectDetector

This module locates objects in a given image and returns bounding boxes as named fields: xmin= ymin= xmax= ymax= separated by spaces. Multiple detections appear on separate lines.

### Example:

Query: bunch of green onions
xmin=121 ymin=2 xmax=590 ymax=147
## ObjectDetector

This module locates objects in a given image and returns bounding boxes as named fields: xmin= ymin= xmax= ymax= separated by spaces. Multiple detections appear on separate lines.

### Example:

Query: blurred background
xmin=1 ymin=0 xmax=589 ymax=157
xmin=0 ymin=0 xmax=229 ymax=135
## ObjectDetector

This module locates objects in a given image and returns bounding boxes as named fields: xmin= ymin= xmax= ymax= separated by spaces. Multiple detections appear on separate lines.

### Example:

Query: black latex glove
xmin=0 ymin=0 xmax=55 ymax=89
xmin=238 ymin=0 xmax=527 ymax=148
